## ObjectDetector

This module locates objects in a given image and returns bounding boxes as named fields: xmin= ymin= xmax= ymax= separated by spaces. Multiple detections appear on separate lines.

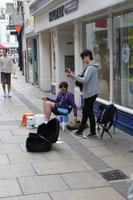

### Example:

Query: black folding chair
xmin=96 ymin=104 xmax=118 ymax=139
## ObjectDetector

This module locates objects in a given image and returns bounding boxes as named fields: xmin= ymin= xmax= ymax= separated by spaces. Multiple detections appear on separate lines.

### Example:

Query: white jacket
xmin=0 ymin=55 xmax=16 ymax=73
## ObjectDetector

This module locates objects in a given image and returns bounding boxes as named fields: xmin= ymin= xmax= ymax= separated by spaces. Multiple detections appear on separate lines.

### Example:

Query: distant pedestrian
xmin=66 ymin=49 xmax=99 ymax=137
xmin=0 ymin=49 xmax=16 ymax=97
xmin=12 ymin=52 xmax=19 ymax=64
xmin=93 ymin=46 xmax=102 ymax=79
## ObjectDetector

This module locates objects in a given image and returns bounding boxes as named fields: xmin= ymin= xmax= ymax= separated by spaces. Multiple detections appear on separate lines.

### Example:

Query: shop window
xmin=114 ymin=12 xmax=133 ymax=109
xmin=65 ymin=55 xmax=74 ymax=72
xmin=27 ymin=39 xmax=33 ymax=83
xmin=83 ymin=19 xmax=110 ymax=100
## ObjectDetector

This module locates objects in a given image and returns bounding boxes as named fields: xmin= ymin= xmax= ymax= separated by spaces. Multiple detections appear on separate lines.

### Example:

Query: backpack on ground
xmin=26 ymin=133 xmax=51 ymax=152
xmin=26 ymin=118 xmax=60 ymax=152
xmin=96 ymin=104 xmax=118 ymax=139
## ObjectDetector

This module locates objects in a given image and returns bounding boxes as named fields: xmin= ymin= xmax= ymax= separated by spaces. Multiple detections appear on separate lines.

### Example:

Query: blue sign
xmin=122 ymin=43 xmax=130 ymax=63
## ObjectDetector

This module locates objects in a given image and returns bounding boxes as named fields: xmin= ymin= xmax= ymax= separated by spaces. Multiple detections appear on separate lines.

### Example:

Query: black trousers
xmin=79 ymin=94 xmax=97 ymax=133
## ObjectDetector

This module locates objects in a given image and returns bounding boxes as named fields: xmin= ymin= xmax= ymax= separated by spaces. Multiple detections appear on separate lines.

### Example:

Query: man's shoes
xmin=83 ymin=132 xmax=96 ymax=138
xmin=74 ymin=130 xmax=82 ymax=136
xmin=88 ymin=132 xmax=96 ymax=136
xmin=3 ymin=92 xmax=6 ymax=97
xmin=8 ymin=92 xmax=11 ymax=97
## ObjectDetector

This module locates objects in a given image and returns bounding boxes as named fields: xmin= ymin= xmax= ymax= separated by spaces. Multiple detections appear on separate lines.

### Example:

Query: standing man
xmin=66 ymin=49 xmax=99 ymax=137
xmin=0 ymin=49 xmax=15 ymax=97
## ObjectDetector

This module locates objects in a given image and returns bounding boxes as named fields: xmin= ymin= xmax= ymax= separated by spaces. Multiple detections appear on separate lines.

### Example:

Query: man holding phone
xmin=66 ymin=49 xmax=99 ymax=137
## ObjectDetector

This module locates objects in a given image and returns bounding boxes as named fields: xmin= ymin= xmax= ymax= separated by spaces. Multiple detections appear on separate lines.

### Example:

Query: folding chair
xmin=96 ymin=104 xmax=118 ymax=139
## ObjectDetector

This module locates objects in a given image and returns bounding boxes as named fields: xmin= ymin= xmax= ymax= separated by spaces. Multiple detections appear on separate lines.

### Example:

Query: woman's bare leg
xmin=43 ymin=101 xmax=55 ymax=121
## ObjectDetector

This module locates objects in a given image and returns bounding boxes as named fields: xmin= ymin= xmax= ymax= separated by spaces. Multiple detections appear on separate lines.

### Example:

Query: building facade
xmin=23 ymin=0 xmax=39 ymax=84
xmin=29 ymin=0 xmax=133 ymax=135
xmin=0 ymin=5 xmax=18 ymax=54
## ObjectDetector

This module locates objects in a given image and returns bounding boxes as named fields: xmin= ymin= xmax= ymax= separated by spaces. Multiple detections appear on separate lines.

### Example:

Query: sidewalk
xmin=0 ymin=68 xmax=132 ymax=199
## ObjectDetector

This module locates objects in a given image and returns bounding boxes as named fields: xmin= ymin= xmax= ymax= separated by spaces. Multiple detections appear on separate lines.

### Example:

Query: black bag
xmin=26 ymin=133 xmax=51 ymax=152
xmin=26 ymin=118 xmax=60 ymax=152
xmin=37 ymin=118 xmax=60 ymax=143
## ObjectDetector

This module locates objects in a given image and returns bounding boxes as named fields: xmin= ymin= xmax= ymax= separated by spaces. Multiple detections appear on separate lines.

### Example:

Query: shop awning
xmin=0 ymin=44 xmax=8 ymax=49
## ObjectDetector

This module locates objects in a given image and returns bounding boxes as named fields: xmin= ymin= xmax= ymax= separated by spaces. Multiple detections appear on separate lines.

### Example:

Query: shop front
xmin=30 ymin=0 xmax=133 ymax=135
xmin=26 ymin=37 xmax=39 ymax=85
xmin=82 ymin=7 xmax=133 ymax=134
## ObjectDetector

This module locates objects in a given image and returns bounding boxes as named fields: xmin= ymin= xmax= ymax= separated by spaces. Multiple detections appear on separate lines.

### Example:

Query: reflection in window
xmin=114 ymin=12 xmax=133 ymax=109
xmin=27 ymin=39 xmax=33 ymax=83
xmin=83 ymin=19 xmax=110 ymax=100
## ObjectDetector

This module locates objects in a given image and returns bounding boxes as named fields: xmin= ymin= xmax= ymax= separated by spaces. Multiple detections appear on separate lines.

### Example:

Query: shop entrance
xmin=32 ymin=38 xmax=39 ymax=85
xmin=27 ymin=37 xmax=39 ymax=85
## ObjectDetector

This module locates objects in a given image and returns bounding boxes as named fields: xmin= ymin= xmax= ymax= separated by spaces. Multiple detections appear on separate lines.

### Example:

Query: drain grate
xmin=99 ymin=169 xmax=128 ymax=181
xmin=129 ymin=150 xmax=133 ymax=153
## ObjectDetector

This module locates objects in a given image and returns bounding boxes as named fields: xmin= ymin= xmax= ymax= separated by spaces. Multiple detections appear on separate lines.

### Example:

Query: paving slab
xmin=0 ymin=154 xmax=9 ymax=164
xmin=44 ymin=146 xmax=82 ymax=161
xmin=0 ymin=135 xmax=27 ymax=144
xmin=87 ymin=145 xmax=115 ymax=158
xmin=0 ymin=144 xmax=22 ymax=153
xmin=18 ymin=175 xmax=69 ymax=194
xmin=101 ymin=153 xmax=133 ymax=168
xmin=0 ymin=193 xmax=51 ymax=200
xmin=50 ymin=187 xmax=125 ymax=200
xmin=32 ymin=159 xmax=93 ymax=175
xmin=0 ymin=163 xmax=36 ymax=178
xmin=0 ymin=125 xmax=20 ymax=130
xmin=61 ymin=171 xmax=109 ymax=189
xmin=11 ymin=127 xmax=36 ymax=136
xmin=7 ymin=152 xmax=47 ymax=164
xmin=0 ymin=179 xmax=22 ymax=198
xmin=119 ymin=166 xmax=133 ymax=177
xmin=0 ymin=130 xmax=13 ymax=137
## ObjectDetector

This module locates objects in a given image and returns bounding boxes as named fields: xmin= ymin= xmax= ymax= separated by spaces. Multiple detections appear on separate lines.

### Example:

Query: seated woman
xmin=41 ymin=81 xmax=78 ymax=123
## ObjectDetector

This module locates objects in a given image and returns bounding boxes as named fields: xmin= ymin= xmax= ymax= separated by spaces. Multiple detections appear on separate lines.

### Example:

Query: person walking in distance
xmin=66 ymin=49 xmax=99 ymax=137
xmin=0 ymin=49 xmax=16 ymax=97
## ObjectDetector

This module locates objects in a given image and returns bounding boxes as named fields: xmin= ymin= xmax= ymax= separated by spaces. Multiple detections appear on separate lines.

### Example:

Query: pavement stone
xmin=32 ymin=159 xmax=93 ymax=175
xmin=0 ymin=154 xmax=9 ymax=164
xmin=0 ymin=178 xmax=22 ymax=198
xmin=0 ymin=135 xmax=27 ymax=144
xmin=61 ymin=171 xmax=109 ymax=189
xmin=50 ymin=187 xmax=126 ymax=200
xmin=0 ymin=194 xmax=51 ymax=200
xmin=7 ymin=151 xmax=47 ymax=164
xmin=0 ymin=143 xmax=22 ymax=153
xmin=0 ymin=163 xmax=36 ymax=178
xmin=18 ymin=175 xmax=69 ymax=194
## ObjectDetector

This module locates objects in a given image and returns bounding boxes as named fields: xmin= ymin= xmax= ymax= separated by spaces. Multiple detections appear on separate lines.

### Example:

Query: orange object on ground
xmin=22 ymin=113 xmax=33 ymax=127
